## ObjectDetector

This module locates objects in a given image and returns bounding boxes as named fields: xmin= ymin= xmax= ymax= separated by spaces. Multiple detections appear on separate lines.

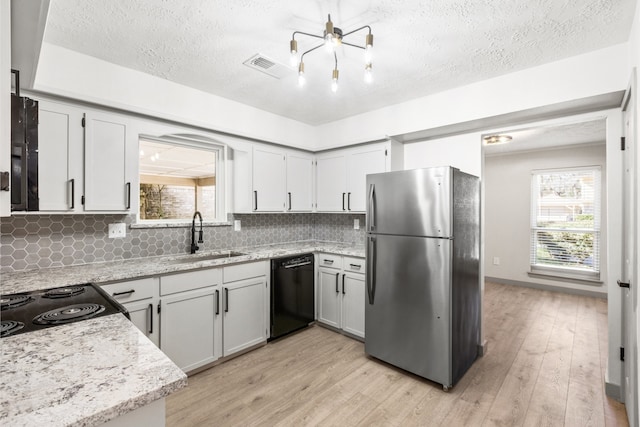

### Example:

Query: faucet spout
xmin=191 ymin=211 xmax=204 ymax=254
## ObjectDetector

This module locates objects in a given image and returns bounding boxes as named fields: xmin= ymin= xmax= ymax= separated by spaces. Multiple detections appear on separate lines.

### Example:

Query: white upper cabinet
xmin=346 ymin=146 xmax=387 ymax=212
xmin=316 ymin=143 xmax=388 ymax=213
xmin=316 ymin=153 xmax=347 ymax=212
xmin=37 ymin=101 xmax=84 ymax=211
xmin=84 ymin=111 xmax=131 ymax=211
xmin=286 ymin=152 xmax=313 ymax=212
xmin=253 ymin=146 xmax=286 ymax=211
xmin=233 ymin=142 xmax=314 ymax=213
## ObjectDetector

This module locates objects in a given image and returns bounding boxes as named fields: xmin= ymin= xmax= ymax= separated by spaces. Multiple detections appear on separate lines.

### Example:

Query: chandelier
xmin=289 ymin=14 xmax=374 ymax=92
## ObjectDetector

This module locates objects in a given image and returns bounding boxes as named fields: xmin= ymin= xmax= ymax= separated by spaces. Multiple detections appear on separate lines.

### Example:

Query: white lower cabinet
xmin=101 ymin=278 xmax=160 ymax=347
xmin=341 ymin=273 xmax=365 ymax=338
xmin=317 ymin=267 xmax=341 ymax=328
xmin=316 ymin=254 xmax=365 ymax=339
xmin=159 ymin=268 xmax=223 ymax=372
xmin=160 ymin=286 xmax=222 ymax=372
xmin=222 ymin=261 xmax=268 ymax=356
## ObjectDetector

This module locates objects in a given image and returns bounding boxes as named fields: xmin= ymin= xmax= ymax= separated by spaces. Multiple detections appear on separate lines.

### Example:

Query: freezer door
xmin=365 ymin=234 xmax=452 ymax=386
xmin=366 ymin=167 xmax=452 ymax=238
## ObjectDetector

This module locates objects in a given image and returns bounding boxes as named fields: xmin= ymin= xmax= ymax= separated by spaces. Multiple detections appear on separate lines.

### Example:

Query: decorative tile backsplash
xmin=0 ymin=213 xmax=365 ymax=272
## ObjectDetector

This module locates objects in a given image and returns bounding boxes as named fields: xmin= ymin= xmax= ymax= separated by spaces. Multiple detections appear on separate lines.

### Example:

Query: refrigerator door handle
xmin=368 ymin=184 xmax=376 ymax=231
xmin=367 ymin=236 xmax=377 ymax=304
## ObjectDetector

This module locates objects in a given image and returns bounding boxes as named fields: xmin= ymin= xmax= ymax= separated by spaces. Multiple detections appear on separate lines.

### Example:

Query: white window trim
xmin=529 ymin=165 xmax=601 ymax=281
xmin=136 ymin=134 xmax=228 ymax=225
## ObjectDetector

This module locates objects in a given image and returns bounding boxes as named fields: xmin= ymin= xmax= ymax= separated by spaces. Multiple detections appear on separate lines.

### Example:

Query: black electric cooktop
xmin=0 ymin=283 xmax=129 ymax=338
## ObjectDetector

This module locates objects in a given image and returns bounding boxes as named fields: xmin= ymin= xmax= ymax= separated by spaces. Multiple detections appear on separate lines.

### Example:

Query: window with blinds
xmin=530 ymin=167 xmax=601 ymax=279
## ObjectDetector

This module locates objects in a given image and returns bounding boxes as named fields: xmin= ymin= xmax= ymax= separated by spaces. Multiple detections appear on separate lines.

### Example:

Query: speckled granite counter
xmin=0 ymin=240 xmax=363 ymax=426
xmin=1 ymin=240 xmax=365 ymax=294
xmin=0 ymin=314 xmax=187 ymax=427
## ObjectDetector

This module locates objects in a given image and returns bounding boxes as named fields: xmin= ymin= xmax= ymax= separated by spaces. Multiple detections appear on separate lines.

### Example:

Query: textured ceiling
xmin=43 ymin=0 xmax=636 ymax=126
xmin=483 ymin=119 xmax=606 ymax=156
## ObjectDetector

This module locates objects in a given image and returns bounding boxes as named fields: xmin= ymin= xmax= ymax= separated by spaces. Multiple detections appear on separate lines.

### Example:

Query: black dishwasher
xmin=270 ymin=253 xmax=315 ymax=340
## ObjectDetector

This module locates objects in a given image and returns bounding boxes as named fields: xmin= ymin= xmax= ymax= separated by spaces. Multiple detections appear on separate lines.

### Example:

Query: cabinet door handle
xmin=335 ymin=272 xmax=340 ymax=294
xmin=125 ymin=182 xmax=131 ymax=209
xmin=148 ymin=303 xmax=153 ymax=334
xmin=215 ymin=289 xmax=220 ymax=315
xmin=350 ymin=263 xmax=362 ymax=269
xmin=69 ymin=179 xmax=75 ymax=209
xmin=112 ymin=289 xmax=135 ymax=297
xmin=342 ymin=274 xmax=346 ymax=295
xmin=288 ymin=192 xmax=292 ymax=211
xmin=323 ymin=259 xmax=334 ymax=265
xmin=342 ymin=193 xmax=346 ymax=211
xmin=347 ymin=192 xmax=351 ymax=211
xmin=225 ymin=288 xmax=229 ymax=312
xmin=254 ymin=191 xmax=258 ymax=211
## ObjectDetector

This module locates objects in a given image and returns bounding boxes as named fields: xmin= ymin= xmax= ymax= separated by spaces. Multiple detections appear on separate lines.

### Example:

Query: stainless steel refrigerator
xmin=365 ymin=166 xmax=480 ymax=390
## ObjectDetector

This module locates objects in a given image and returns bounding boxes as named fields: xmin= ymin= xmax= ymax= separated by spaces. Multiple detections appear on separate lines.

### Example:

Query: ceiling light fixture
xmin=483 ymin=134 xmax=513 ymax=145
xmin=290 ymin=14 xmax=374 ymax=93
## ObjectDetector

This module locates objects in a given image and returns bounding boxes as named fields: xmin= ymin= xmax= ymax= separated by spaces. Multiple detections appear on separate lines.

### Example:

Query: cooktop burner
xmin=0 ymin=283 xmax=128 ymax=338
xmin=0 ymin=294 xmax=34 ymax=310
xmin=33 ymin=303 xmax=106 ymax=325
xmin=42 ymin=286 xmax=85 ymax=299
xmin=1 ymin=320 xmax=25 ymax=337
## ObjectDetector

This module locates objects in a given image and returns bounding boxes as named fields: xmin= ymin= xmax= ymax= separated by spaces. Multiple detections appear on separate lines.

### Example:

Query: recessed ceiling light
xmin=483 ymin=134 xmax=512 ymax=145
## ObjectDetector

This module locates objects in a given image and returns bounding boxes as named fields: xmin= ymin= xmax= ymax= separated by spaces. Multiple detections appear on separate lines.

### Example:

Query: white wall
xmin=484 ymin=143 xmax=607 ymax=295
xmin=316 ymin=43 xmax=629 ymax=149
xmin=33 ymin=42 xmax=629 ymax=153
xmin=403 ymin=133 xmax=482 ymax=177
xmin=34 ymin=43 xmax=316 ymax=151
xmin=0 ymin=1 xmax=10 ymax=216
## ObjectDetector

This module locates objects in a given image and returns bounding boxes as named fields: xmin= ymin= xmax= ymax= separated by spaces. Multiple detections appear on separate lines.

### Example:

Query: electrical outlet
xmin=108 ymin=223 xmax=126 ymax=239
xmin=493 ymin=257 xmax=500 ymax=266
xmin=234 ymin=220 xmax=241 ymax=231
xmin=354 ymin=219 xmax=360 ymax=230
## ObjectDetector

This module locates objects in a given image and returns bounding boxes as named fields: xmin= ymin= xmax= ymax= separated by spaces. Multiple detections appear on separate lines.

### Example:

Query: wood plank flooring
xmin=166 ymin=282 xmax=628 ymax=426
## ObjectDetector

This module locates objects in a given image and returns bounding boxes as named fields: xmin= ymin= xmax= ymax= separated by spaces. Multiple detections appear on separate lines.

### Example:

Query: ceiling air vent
xmin=243 ymin=54 xmax=293 ymax=79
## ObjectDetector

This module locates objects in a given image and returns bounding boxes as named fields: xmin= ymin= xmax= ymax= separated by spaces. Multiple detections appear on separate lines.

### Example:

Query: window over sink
xmin=137 ymin=134 xmax=227 ymax=224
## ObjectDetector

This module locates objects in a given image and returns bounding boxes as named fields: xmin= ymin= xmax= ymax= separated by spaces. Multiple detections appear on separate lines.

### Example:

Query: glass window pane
xmin=139 ymin=139 xmax=218 ymax=222
xmin=533 ymin=230 xmax=597 ymax=271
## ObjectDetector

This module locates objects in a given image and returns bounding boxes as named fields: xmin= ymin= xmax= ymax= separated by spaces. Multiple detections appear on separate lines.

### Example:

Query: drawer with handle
xmin=101 ymin=277 xmax=158 ymax=303
xmin=318 ymin=253 xmax=342 ymax=270
xmin=343 ymin=256 xmax=365 ymax=274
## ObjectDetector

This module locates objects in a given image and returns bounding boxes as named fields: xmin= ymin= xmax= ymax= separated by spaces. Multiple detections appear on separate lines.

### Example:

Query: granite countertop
xmin=0 ymin=314 xmax=187 ymax=427
xmin=0 ymin=240 xmax=363 ymax=426
xmin=1 ymin=240 xmax=365 ymax=294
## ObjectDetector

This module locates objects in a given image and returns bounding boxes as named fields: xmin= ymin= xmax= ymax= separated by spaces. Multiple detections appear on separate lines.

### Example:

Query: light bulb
xmin=364 ymin=33 xmax=374 ymax=63
xmin=298 ymin=62 xmax=306 ymax=87
xmin=289 ymin=40 xmax=298 ymax=66
xmin=139 ymin=149 xmax=144 ymax=157
xmin=331 ymin=68 xmax=339 ymax=93
xmin=324 ymin=33 xmax=334 ymax=53
xmin=364 ymin=45 xmax=373 ymax=64
xmin=364 ymin=63 xmax=373 ymax=84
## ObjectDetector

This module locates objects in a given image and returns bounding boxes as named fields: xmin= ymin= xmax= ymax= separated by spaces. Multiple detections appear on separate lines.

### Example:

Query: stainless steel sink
xmin=169 ymin=251 xmax=246 ymax=264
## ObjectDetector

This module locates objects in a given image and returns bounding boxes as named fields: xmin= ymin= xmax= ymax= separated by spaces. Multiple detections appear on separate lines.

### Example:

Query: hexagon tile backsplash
xmin=0 ymin=213 xmax=365 ymax=272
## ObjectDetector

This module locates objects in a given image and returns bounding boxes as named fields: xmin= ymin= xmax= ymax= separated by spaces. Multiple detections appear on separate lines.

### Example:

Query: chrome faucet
xmin=191 ymin=211 xmax=204 ymax=254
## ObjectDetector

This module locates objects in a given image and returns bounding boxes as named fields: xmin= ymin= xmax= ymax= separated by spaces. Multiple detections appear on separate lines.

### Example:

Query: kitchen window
xmin=138 ymin=135 xmax=226 ymax=224
xmin=530 ymin=166 xmax=601 ymax=280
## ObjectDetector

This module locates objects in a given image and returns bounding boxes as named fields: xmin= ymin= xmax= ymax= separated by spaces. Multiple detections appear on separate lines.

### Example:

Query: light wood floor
xmin=166 ymin=282 xmax=628 ymax=426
